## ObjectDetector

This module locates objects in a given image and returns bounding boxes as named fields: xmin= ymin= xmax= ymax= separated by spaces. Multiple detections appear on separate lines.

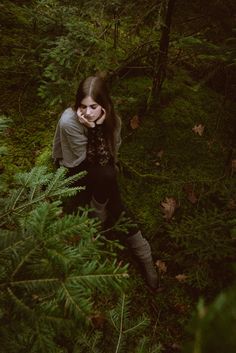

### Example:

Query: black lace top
xmin=86 ymin=125 xmax=113 ymax=166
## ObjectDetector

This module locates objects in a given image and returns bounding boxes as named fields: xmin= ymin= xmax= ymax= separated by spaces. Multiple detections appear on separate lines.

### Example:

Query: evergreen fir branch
xmin=74 ymin=331 xmax=102 ymax=353
xmin=48 ymin=212 xmax=97 ymax=241
xmin=0 ymin=229 xmax=23 ymax=253
xmin=123 ymin=315 xmax=149 ymax=335
xmin=26 ymin=202 xmax=61 ymax=239
xmin=30 ymin=321 xmax=61 ymax=353
xmin=44 ymin=166 xmax=86 ymax=196
xmin=45 ymin=247 xmax=73 ymax=275
xmin=60 ymin=282 xmax=91 ymax=318
xmin=135 ymin=337 xmax=163 ymax=353
xmin=0 ymin=167 xmax=84 ymax=222
xmin=114 ymin=293 xmax=126 ymax=353
xmin=7 ymin=287 xmax=35 ymax=319
xmin=68 ymin=262 xmax=129 ymax=292
xmin=9 ymin=278 xmax=60 ymax=291
xmin=11 ymin=246 xmax=37 ymax=279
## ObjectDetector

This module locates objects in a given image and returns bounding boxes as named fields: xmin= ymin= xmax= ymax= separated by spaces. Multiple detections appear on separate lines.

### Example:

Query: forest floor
xmin=1 ymin=69 xmax=236 ymax=352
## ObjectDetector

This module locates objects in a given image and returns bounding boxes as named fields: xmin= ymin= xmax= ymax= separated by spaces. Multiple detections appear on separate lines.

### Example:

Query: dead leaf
xmin=130 ymin=115 xmax=140 ymax=129
xmin=171 ymin=343 xmax=182 ymax=350
xmin=231 ymin=159 xmax=236 ymax=174
xmin=183 ymin=184 xmax=198 ymax=204
xmin=175 ymin=274 xmax=188 ymax=282
xmin=157 ymin=150 xmax=164 ymax=158
xmin=192 ymin=124 xmax=204 ymax=136
xmin=155 ymin=260 xmax=167 ymax=273
xmin=227 ymin=199 xmax=236 ymax=210
xmin=90 ymin=313 xmax=106 ymax=329
xmin=161 ymin=197 xmax=177 ymax=220
xmin=174 ymin=302 xmax=189 ymax=314
xmin=155 ymin=161 xmax=161 ymax=167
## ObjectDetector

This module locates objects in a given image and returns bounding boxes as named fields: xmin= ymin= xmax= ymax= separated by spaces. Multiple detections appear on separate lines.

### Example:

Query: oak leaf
xmin=192 ymin=124 xmax=204 ymax=136
xmin=161 ymin=197 xmax=177 ymax=220
xmin=130 ymin=115 xmax=140 ymax=129
xmin=175 ymin=274 xmax=188 ymax=282
xmin=155 ymin=260 xmax=167 ymax=273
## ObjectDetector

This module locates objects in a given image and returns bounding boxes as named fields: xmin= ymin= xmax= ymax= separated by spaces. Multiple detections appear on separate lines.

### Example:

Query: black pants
xmin=64 ymin=160 xmax=138 ymax=237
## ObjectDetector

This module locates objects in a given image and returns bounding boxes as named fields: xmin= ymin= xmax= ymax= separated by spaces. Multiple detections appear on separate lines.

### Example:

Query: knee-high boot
xmin=126 ymin=230 xmax=158 ymax=289
xmin=90 ymin=196 xmax=108 ymax=223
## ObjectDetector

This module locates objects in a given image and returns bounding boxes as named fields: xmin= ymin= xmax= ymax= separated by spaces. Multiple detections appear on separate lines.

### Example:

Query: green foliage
xmin=167 ymin=208 xmax=235 ymax=289
xmin=0 ymin=166 xmax=129 ymax=352
xmin=73 ymin=294 xmax=162 ymax=353
xmin=184 ymin=284 xmax=236 ymax=353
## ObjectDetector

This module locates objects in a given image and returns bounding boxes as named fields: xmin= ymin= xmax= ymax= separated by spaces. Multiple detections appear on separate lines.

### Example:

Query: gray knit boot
xmin=90 ymin=196 xmax=108 ymax=223
xmin=126 ymin=231 xmax=158 ymax=289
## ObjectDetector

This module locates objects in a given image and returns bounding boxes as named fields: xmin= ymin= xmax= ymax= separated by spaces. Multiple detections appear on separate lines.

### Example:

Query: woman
xmin=52 ymin=76 xmax=158 ymax=289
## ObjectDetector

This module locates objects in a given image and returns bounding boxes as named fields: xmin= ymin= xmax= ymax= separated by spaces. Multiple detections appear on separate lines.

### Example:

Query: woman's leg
xmin=86 ymin=164 xmax=158 ymax=289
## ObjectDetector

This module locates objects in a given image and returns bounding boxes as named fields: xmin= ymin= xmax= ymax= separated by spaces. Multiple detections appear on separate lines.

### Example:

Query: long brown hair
xmin=74 ymin=76 xmax=118 ymax=155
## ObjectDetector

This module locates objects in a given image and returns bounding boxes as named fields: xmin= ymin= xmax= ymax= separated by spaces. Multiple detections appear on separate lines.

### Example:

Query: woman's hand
xmin=77 ymin=108 xmax=106 ymax=128
xmin=77 ymin=108 xmax=96 ymax=128
xmin=95 ymin=108 xmax=106 ymax=125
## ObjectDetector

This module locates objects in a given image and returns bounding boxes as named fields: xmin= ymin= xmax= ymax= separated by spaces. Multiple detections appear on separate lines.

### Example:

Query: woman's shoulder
xmin=60 ymin=107 xmax=76 ymax=123
xmin=60 ymin=107 xmax=85 ymax=131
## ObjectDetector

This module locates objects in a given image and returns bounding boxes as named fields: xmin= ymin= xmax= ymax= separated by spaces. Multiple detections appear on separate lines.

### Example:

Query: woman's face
xmin=78 ymin=96 xmax=103 ymax=122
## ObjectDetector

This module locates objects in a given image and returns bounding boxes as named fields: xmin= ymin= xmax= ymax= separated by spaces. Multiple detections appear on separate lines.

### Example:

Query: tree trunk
xmin=151 ymin=0 xmax=176 ymax=100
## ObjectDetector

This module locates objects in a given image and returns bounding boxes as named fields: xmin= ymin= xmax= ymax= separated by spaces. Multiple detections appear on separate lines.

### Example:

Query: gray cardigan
xmin=52 ymin=107 xmax=121 ymax=168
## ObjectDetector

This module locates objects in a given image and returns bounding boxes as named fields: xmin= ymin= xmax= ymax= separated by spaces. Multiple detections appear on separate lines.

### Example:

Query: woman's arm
xmin=52 ymin=122 xmax=63 ymax=162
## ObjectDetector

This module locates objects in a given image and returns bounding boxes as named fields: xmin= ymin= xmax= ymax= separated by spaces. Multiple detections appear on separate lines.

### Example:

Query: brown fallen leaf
xmin=171 ymin=343 xmax=182 ymax=351
xmin=90 ymin=313 xmax=106 ymax=329
xmin=183 ymin=183 xmax=198 ymax=204
xmin=155 ymin=161 xmax=161 ymax=167
xmin=231 ymin=159 xmax=236 ymax=174
xmin=174 ymin=302 xmax=190 ymax=314
xmin=227 ymin=199 xmax=236 ymax=210
xmin=155 ymin=260 xmax=167 ymax=273
xmin=192 ymin=124 xmax=204 ymax=136
xmin=157 ymin=149 xmax=164 ymax=158
xmin=130 ymin=115 xmax=140 ymax=129
xmin=175 ymin=274 xmax=188 ymax=282
xmin=161 ymin=197 xmax=177 ymax=220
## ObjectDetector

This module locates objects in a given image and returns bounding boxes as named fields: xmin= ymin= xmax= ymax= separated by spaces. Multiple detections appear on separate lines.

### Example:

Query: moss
xmin=117 ymin=71 xmax=235 ymax=264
